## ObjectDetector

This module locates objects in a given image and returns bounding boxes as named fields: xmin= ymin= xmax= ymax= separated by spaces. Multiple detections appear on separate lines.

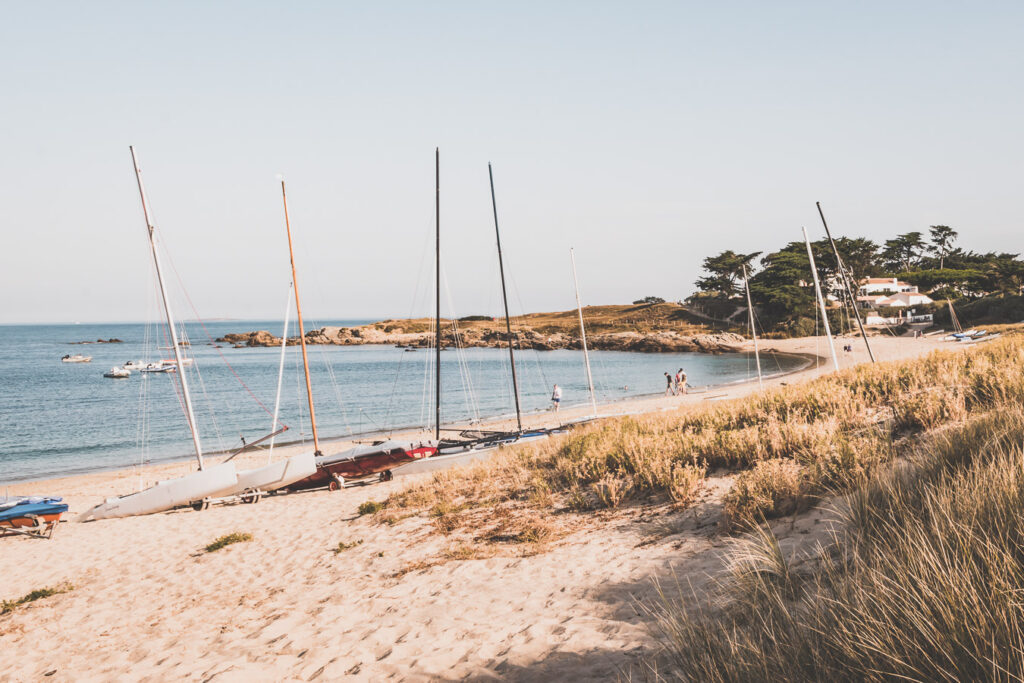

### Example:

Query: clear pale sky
xmin=2 ymin=2 xmax=1021 ymax=323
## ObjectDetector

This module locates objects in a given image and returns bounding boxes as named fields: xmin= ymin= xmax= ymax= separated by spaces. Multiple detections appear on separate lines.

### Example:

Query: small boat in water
xmin=61 ymin=354 xmax=92 ymax=363
xmin=103 ymin=367 xmax=131 ymax=378
xmin=1 ymin=496 xmax=69 ymax=539
xmin=139 ymin=362 xmax=174 ymax=373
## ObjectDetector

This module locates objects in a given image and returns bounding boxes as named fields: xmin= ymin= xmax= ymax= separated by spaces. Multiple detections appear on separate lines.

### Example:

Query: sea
xmin=0 ymin=321 xmax=809 ymax=485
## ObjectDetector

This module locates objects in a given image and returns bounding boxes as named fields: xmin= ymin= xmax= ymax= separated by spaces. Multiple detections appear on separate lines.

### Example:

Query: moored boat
xmin=61 ymin=354 xmax=92 ymax=363
xmin=103 ymin=366 xmax=131 ymax=378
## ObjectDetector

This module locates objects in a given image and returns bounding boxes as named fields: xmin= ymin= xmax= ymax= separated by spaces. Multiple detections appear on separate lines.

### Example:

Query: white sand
xmin=0 ymin=334 xmax=952 ymax=681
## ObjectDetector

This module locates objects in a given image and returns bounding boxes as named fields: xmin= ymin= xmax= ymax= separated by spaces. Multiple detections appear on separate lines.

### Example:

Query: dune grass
xmin=204 ymin=531 xmax=252 ymax=553
xmin=331 ymin=539 xmax=363 ymax=554
xmin=373 ymin=336 xmax=1024 ymax=536
xmin=1 ymin=583 xmax=73 ymax=615
xmin=648 ymin=406 xmax=1024 ymax=681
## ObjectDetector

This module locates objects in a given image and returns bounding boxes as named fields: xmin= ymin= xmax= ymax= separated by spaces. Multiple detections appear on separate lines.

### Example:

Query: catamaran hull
xmin=214 ymin=452 xmax=318 ymax=498
xmin=288 ymin=442 xmax=437 ymax=490
xmin=77 ymin=462 xmax=238 ymax=521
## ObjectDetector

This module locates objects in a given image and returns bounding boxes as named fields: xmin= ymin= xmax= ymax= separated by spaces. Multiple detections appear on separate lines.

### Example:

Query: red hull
xmin=289 ymin=445 xmax=436 ymax=491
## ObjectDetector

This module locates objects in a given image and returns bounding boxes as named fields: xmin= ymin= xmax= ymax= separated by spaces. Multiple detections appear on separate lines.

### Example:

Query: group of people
xmin=550 ymin=368 xmax=688 ymax=412
xmin=665 ymin=368 xmax=688 ymax=396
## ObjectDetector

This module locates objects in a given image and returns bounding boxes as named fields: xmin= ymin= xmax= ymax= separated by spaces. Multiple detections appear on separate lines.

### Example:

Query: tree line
xmin=689 ymin=226 xmax=1024 ymax=333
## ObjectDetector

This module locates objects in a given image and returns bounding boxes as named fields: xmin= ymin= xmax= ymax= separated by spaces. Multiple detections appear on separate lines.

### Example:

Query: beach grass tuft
xmin=332 ymin=539 xmax=363 ymax=554
xmin=1 ymin=583 xmax=74 ymax=615
xmin=357 ymin=500 xmax=385 ymax=516
xmin=204 ymin=532 xmax=253 ymax=553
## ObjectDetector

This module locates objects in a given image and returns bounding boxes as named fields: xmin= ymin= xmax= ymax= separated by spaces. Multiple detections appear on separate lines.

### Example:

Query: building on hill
xmin=857 ymin=277 xmax=934 ymax=309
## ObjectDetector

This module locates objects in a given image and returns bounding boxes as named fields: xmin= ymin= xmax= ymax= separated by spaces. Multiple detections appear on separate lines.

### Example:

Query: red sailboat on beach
xmin=273 ymin=178 xmax=437 ymax=492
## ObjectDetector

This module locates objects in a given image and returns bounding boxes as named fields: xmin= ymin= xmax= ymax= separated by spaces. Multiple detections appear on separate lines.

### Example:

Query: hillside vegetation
xmin=373 ymin=301 xmax=733 ymax=336
xmin=691 ymin=224 xmax=1024 ymax=335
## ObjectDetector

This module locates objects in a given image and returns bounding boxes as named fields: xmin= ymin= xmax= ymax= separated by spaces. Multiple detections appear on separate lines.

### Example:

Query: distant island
xmin=217 ymin=303 xmax=745 ymax=354
xmin=70 ymin=338 xmax=123 ymax=344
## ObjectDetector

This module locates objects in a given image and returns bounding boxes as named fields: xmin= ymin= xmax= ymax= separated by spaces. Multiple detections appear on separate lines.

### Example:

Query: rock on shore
xmin=216 ymin=326 xmax=744 ymax=353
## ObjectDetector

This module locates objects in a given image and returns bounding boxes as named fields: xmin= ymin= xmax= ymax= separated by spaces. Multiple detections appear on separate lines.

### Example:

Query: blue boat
xmin=0 ymin=496 xmax=69 ymax=539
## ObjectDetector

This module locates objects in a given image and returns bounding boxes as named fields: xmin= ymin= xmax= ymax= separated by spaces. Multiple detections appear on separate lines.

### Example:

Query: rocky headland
xmin=217 ymin=325 xmax=744 ymax=354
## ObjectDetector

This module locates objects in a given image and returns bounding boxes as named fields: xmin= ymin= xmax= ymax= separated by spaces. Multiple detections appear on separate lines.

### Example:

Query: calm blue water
xmin=0 ymin=322 xmax=807 ymax=484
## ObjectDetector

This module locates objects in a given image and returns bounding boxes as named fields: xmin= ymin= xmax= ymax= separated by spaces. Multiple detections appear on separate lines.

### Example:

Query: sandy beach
xmin=0 ymin=335 xmax=952 ymax=681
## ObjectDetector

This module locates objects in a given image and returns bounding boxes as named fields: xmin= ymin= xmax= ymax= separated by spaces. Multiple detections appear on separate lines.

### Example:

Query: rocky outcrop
xmin=216 ymin=326 xmax=745 ymax=354
xmin=218 ymin=330 xmax=281 ymax=348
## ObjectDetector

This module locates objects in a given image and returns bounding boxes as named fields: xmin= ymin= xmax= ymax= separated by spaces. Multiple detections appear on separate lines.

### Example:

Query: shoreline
xmin=4 ymin=350 xmax=819 ymax=490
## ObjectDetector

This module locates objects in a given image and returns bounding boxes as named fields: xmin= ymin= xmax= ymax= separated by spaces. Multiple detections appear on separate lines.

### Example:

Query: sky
xmin=1 ymin=1 xmax=1022 ymax=323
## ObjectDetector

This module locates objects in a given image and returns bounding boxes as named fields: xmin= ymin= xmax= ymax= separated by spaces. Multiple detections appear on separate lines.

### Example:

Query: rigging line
xmin=382 ymin=344 xmax=410 ymax=434
xmin=179 ymin=323 xmax=226 ymax=455
xmin=441 ymin=268 xmax=481 ymax=423
xmin=506 ymin=270 xmax=551 ymax=394
xmin=749 ymin=306 xmax=784 ymax=372
xmin=311 ymin=334 xmax=354 ymax=436
xmin=160 ymin=242 xmax=280 ymax=420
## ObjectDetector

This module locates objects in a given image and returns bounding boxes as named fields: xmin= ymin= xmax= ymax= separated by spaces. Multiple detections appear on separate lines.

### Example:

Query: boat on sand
xmin=1 ymin=496 xmax=69 ymax=539
xmin=79 ymin=147 xmax=240 ymax=522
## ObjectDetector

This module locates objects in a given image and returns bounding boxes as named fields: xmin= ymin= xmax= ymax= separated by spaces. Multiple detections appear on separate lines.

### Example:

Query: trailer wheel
xmin=191 ymin=499 xmax=210 ymax=512
xmin=328 ymin=475 xmax=345 ymax=492
xmin=379 ymin=470 xmax=393 ymax=482
xmin=241 ymin=491 xmax=262 ymax=504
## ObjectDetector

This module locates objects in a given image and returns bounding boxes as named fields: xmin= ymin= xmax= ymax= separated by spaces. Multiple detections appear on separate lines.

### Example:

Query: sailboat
xmin=79 ymin=147 xmax=238 ymax=521
xmin=274 ymin=177 xmax=436 ymax=493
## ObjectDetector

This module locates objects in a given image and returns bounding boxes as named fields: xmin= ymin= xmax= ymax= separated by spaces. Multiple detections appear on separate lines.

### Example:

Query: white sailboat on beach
xmin=80 ymin=146 xmax=238 ymax=521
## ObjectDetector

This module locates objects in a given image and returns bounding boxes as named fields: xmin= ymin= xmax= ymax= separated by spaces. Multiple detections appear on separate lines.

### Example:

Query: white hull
xmin=78 ymin=463 xmax=238 ymax=521
xmin=214 ymin=452 xmax=317 ymax=497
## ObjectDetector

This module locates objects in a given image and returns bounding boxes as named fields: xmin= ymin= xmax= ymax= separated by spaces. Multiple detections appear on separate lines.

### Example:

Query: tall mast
xmin=816 ymin=202 xmax=875 ymax=362
xmin=803 ymin=227 xmax=840 ymax=372
xmin=743 ymin=265 xmax=763 ymax=390
xmin=129 ymin=146 xmax=205 ymax=469
xmin=488 ymin=163 xmax=522 ymax=433
xmin=268 ymin=283 xmax=292 ymax=463
xmin=280 ymin=180 xmax=321 ymax=455
xmin=434 ymin=148 xmax=441 ymax=440
xmin=570 ymin=248 xmax=598 ymax=417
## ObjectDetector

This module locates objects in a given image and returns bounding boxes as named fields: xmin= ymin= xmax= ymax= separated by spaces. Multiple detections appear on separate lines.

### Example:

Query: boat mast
xmin=488 ymin=163 xmax=522 ymax=433
xmin=280 ymin=180 xmax=321 ymax=455
xmin=816 ymin=202 xmax=875 ymax=363
xmin=570 ymin=248 xmax=598 ymax=417
xmin=947 ymin=299 xmax=963 ymax=333
xmin=743 ymin=265 xmax=763 ymax=390
xmin=268 ymin=283 xmax=292 ymax=463
xmin=129 ymin=146 xmax=205 ymax=470
xmin=435 ymin=148 xmax=441 ymax=440
xmin=803 ymin=227 xmax=840 ymax=372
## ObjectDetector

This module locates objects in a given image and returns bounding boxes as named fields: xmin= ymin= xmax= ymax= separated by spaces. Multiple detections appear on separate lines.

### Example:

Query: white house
xmin=857 ymin=278 xmax=933 ymax=309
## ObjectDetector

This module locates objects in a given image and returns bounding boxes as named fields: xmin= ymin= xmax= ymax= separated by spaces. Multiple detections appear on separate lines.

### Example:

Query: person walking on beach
xmin=665 ymin=372 xmax=674 ymax=396
xmin=678 ymin=368 xmax=688 ymax=395
xmin=551 ymin=384 xmax=562 ymax=412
